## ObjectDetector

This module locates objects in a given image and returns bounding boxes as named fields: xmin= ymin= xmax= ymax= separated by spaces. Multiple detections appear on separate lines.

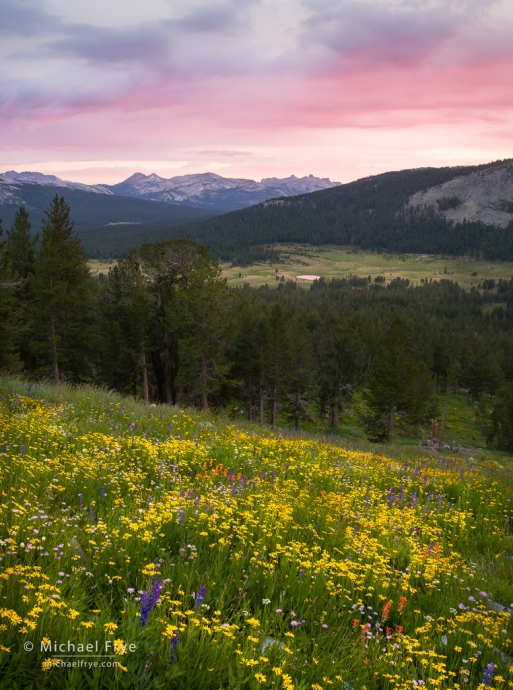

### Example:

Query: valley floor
xmin=221 ymin=245 xmax=513 ymax=290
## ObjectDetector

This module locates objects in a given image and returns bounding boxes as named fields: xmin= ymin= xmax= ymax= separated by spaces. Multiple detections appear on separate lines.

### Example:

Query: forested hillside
xmin=0 ymin=177 xmax=215 ymax=247
xmin=105 ymin=160 xmax=512 ymax=265
xmin=2 ymin=197 xmax=513 ymax=451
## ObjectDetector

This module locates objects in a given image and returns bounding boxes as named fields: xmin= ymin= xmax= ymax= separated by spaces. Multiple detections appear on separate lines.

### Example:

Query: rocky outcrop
xmin=408 ymin=161 xmax=513 ymax=227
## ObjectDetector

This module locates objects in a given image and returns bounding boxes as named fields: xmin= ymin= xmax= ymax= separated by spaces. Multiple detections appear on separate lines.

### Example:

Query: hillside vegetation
xmin=0 ymin=378 xmax=512 ymax=689
xmin=3 ymin=199 xmax=513 ymax=452
xmin=0 ymin=180 xmax=215 ymax=251
xmin=106 ymin=160 xmax=513 ymax=266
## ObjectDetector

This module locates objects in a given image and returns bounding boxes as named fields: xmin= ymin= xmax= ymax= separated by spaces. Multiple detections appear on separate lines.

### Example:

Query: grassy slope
xmin=1 ymin=378 xmax=513 ymax=689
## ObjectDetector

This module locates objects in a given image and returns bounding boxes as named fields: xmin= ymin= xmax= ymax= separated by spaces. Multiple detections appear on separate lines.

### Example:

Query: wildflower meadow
xmin=0 ymin=378 xmax=512 ymax=690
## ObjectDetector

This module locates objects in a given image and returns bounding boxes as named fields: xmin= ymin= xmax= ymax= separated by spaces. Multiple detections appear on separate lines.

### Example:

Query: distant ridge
xmin=109 ymin=159 xmax=512 ymax=265
xmin=2 ymin=161 xmax=512 ymax=263
xmin=0 ymin=175 xmax=216 ymax=255
xmin=2 ymin=170 xmax=111 ymax=195
xmin=105 ymin=171 xmax=341 ymax=212
xmin=0 ymin=170 xmax=341 ymax=213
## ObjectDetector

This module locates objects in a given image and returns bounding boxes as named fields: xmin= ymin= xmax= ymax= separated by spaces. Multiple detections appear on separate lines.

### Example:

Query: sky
xmin=1 ymin=0 xmax=512 ymax=185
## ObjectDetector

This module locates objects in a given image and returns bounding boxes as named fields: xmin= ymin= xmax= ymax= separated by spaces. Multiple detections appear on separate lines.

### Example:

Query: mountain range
xmin=1 ymin=170 xmax=340 ymax=213
xmin=1 ymin=160 xmax=512 ymax=263
xmin=96 ymin=158 xmax=512 ymax=265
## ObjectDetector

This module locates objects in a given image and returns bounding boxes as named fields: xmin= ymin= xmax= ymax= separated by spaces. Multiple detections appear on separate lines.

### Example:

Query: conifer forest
xmin=1 ymin=196 xmax=513 ymax=451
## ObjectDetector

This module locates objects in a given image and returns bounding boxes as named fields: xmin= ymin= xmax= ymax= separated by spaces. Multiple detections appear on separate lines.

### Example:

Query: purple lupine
xmin=169 ymin=422 xmax=173 ymax=433
xmin=169 ymin=630 xmax=180 ymax=664
xmin=271 ymin=471 xmax=276 ymax=485
xmin=20 ymin=444 xmax=25 ymax=456
xmin=195 ymin=585 xmax=207 ymax=609
xmin=178 ymin=509 xmax=184 ymax=523
xmin=89 ymin=507 xmax=95 ymax=524
xmin=99 ymin=486 xmax=105 ymax=503
xmin=483 ymin=663 xmax=495 ymax=686
xmin=78 ymin=493 xmax=84 ymax=508
xmin=140 ymin=579 xmax=163 ymax=626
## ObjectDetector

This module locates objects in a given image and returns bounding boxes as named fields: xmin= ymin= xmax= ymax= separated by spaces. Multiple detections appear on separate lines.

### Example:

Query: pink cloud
xmin=0 ymin=0 xmax=512 ymax=180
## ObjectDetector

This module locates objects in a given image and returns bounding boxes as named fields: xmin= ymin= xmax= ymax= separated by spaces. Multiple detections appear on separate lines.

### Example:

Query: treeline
xmin=1 ymin=197 xmax=513 ymax=450
xmin=135 ymin=162 xmax=513 ymax=265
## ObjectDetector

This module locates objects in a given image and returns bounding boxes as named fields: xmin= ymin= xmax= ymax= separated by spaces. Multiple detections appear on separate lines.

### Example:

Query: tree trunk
xmin=50 ymin=314 xmax=59 ymax=383
xmin=163 ymin=328 xmax=174 ymax=404
xmin=387 ymin=406 xmax=395 ymax=443
xmin=440 ymin=383 xmax=450 ymax=444
xmin=201 ymin=357 xmax=209 ymax=411
xmin=141 ymin=341 xmax=149 ymax=404
xmin=329 ymin=401 xmax=339 ymax=429
xmin=271 ymin=387 xmax=277 ymax=428
xmin=294 ymin=389 xmax=300 ymax=431
xmin=248 ymin=375 xmax=253 ymax=421
xmin=259 ymin=369 xmax=265 ymax=425
xmin=151 ymin=352 xmax=166 ymax=403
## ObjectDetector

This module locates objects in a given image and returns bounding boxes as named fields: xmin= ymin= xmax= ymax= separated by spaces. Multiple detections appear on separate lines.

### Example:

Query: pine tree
xmin=286 ymin=313 xmax=316 ymax=430
xmin=173 ymin=245 xmax=233 ymax=410
xmin=267 ymin=303 xmax=290 ymax=427
xmin=0 ymin=219 xmax=21 ymax=370
xmin=231 ymin=295 xmax=267 ymax=421
xmin=314 ymin=313 xmax=364 ymax=428
xmin=5 ymin=206 xmax=37 ymax=279
xmin=4 ymin=206 xmax=38 ymax=368
xmin=363 ymin=317 xmax=416 ymax=442
xmin=34 ymin=196 xmax=94 ymax=382
xmin=98 ymin=253 xmax=152 ymax=399
xmin=488 ymin=382 xmax=513 ymax=452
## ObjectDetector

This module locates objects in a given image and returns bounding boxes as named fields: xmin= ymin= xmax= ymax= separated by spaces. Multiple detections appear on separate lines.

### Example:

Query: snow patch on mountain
xmin=1 ymin=171 xmax=112 ymax=195
xmin=106 ymin=171 xmax=341 ymax=211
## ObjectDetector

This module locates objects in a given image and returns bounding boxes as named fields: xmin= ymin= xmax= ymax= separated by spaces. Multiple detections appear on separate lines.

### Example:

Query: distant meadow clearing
xmin=219 ymin=246 xmax=513 ymax=290
xmin=0 ymin=379 xmax=513 ymax=689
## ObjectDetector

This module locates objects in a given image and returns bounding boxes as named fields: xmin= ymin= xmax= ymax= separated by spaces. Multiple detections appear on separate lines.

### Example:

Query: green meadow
xmin=221 ymin=245 xmax=513 ymax=289
xmin=1 ymin=378 xmax=513 ymax=689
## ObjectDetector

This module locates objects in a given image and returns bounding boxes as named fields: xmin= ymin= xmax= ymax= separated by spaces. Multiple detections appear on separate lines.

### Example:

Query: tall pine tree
xmin=0 ymin=219 xmax=22 ymax=370
xmin=5 ymin=206 xmax=38 ymax=368
xmin=34 ymin=196 xmax=94 ymax=382
xmin=362 ymin=317 xmax=416 ymax=442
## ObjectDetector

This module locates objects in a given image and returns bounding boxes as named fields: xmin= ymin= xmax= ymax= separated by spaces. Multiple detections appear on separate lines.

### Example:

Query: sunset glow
xmin=1 ymin=0 xmax=512 ymax=183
